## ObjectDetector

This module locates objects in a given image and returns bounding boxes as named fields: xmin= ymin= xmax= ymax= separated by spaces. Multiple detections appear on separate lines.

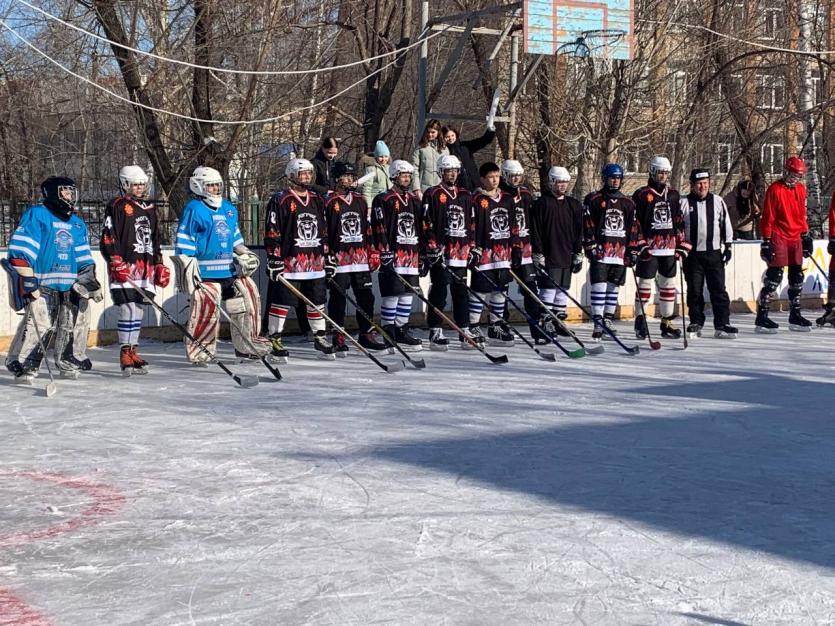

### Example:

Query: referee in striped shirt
xmin=680 ymin=168 xmax=737 ymax=338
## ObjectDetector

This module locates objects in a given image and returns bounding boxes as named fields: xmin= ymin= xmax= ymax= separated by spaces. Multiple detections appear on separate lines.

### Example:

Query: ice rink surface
xmin=1 ymin=312 xmax=835 ymax=625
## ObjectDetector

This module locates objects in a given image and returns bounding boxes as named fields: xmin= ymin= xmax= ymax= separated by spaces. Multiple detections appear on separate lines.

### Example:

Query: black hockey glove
xmin=427 ymin=246 xmax=444 ymax=266
xmin=419 ymin=255 xmax=431 ymax=277
xmin=829 ymin=239 xmax=835 ymax=255
xmin=511 ymin=246 xmax=523 ymax=270
xmin=266 ymin=257 xmax=285 ymax=281
xmin=801 ymin=232 xmax=814 ymax=258
xmin=675 ymin=241 xmax=693 ymax=261
xmin=324 ymin=252 xmax=338 ymax=278
xmin=380 ymin=249 xmax=395 ymax=269
xmin=583 ymin=243 xmax=598 ymax=261
xmin=532 ymin=253 xmax=546 ymax=269
xmin=571 ymin=253 xmax=583 ymax=274
xmin=759 ymin=239 xmax=774 ymax=263
xmin=467 ymin=246 xmax=483 ymax=269
xmin=722 ymin=245 xmax=732 ymax=265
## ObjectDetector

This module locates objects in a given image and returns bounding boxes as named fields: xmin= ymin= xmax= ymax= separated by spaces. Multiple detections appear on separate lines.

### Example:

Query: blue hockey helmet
xmin=601 ymin=163 xmax=624 ymax=181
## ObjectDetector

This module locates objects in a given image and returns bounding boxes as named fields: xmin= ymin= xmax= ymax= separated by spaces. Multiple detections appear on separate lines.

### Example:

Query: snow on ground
xmin=1 ymin=312 xmax=835 ymax=625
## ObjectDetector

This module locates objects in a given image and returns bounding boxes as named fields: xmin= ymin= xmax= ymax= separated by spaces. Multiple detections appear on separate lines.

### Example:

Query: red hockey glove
xmin=154 ymin=263 xmax=171 ymax=288
xmin=368 ymin=248 xmax=381 ymax=272
xmin=109 ymin=256 xmax=130 ymax=282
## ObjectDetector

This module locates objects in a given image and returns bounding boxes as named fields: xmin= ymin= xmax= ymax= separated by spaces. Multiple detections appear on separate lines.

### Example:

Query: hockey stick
xmin=533 ymin=266 xmax=639 ymax=355
xmin=390 ymin=270 xmax=508 ymax=364
xmin=28 ymin=303 xmax=57 ymax=397
xmin=326 ymin=276 xmax=426 ymax=369
xmin=443 ymin=265 xmax=556 ymax=362
xmin=194 ymin=281 xmax=282 ymax=381
xmin=810 ymin=255 xmax=830 ymax=284
xmin=275 ymin=274 xmax=404 ymax=373
xmin=631 ymin=270 xmax=661 ymax=350
xmin=507 ymin=269 xmax=591 ymax=358
xmin=678 ymin=258 xmax=688 ymax=349
xmin=126 ymin=278 xmax=259 ymax=388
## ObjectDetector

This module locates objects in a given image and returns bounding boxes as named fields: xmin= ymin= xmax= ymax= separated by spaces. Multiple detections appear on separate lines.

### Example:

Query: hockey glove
xmin=624 ymin=248 xmax=640 ymax=268
xmin=380 ymin=249 xmax=395 ymax=268
xmin=324 ymin=252 xmax=338 ymax=278
xmin=154 ymin=263 xmax=171 ymax=288
xmin=72 ymin=264 xmax=104 ymax=302
xmin=173 ymin=255 xmax=201 ymax=295
xmin=511 ymin=246 xmax=523 ymax=270
xmin=760 ymin=239 xmax=774 ymax=263
xmin=675 ymin=241 xmax=693 ymax=261
xmin=419 ymin=255 xmax=431 ymax=277
xmin=583 ymin=243 xmax=600 ymax=262
xmin=427 ymin=245 xmax=444 ymax=266
xmin=722 ymin=245 xmax=733 ymax=266
xmin=829 ymin=238 xmax=835 ymax=256
xmin=233 ymin=248 xmax=260 ymax=277
xmin=467 ymin=246 xmax=483 ymax=270
xmin=801 ymin=232 xmax=814 ymax=258
xmin=109 ymin=256 xmax=131 ymax=283
xmin=532 ymin=253 xmax=546 ymax=269
xmin=368 ymin=248 xmax=381 ymax=272
xmin=571 ymin=253 xmax=583 ymax=274
xmin=1 ymin=258 xmax=40 ymax=311
xmin=266 ymin=257 xmax=285 ymax=282
xmin=638 ymin=244 xmax=653 ymax=261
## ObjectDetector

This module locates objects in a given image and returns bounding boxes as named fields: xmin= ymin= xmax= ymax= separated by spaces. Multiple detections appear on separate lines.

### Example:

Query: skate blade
xmin=14 ymin=375 xmax=35 ymax=386
xmin=316 ymin=352 xmax=337 ymax=361
xmin=487 ymin=339 xmax=515 ymax=347
xmin=133 ymin=366 xmax=149 ymax=375
xmin=399 ymin=344 xmax=423 ymax=353
xmin=121 ymin=368 xmax=132 ymax=377
xmin=59 ymin=369 xmax=80 ymax=380
xmin=754 ymin=326 xmax=778 ymax=334
xmin=714 ymin=331 xmax=736 ymax=339
xmin=335 ymin=351 xmax=349 ymax=359
xmin=429 ymin=343 xmax=449 ymax=352
xmin=789 ymin=324 xmax=812 ymax=333
xmin=687 ymin=332 xmax=702 ymax=339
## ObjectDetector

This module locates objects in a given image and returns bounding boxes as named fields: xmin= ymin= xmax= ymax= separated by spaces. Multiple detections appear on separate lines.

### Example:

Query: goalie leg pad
xmin=186 ymin=281 xmax=220 ymax=362
xmin=228 ymin=277 xmax=270 ymax=356
xmin=6 ymin=294 xmax=53 ymax=374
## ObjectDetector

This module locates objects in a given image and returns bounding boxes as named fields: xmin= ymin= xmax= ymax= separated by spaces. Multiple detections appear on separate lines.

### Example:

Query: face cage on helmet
xmin=57 ymin=185 xmax=78 ymax=207
xmin=336 ymin=174 xmax=357 ymax=191
xmin=123 ymin=179 xmax=148 ymax=198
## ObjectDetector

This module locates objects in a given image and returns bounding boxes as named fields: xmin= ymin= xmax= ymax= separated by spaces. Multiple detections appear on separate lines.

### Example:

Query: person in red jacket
xmin=816 ymin=196 xmax=835 ymax=327
xmin=756 ymin=156 xmax=814 ymax=332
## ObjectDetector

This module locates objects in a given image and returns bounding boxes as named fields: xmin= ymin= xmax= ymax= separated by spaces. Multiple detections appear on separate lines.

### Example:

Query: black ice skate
xmin=269 ymin=333 xmax=290 ymax=363
xmin=660 ymin=316 xmax=681 ymax=339
xmin=332 ymin=331 xmax=349 ymax=358
xmin=816 ymin=304 xmax=835 ymax=328
xmin=359 ymin=331 xmax=389 ymax=352
xmin=394 ymin=324 xmax=423 ymax=352
xmin=714 ymin=324 xmax=738 ymax=339
xmin=313 ymin=331 xmax=337 ymax=360
xmin=754 ymin=305 xmax=779 ymax=334
xmin=428 ymin=328 xmax=450 ymax=351
xmin=788 ymin=307 xmax=813 ymax=332
xmin=602 ymin=313 xmax=618 ymax=340
xmin=634 ymin=314 xmax=648 ymax=339
xmin=686 ymin=323 xmax=702 ymax=338
xmin=487 ymin=323 xmax=514 ymax=347
xmin=591 ymin=315 xmax=604 ymax=342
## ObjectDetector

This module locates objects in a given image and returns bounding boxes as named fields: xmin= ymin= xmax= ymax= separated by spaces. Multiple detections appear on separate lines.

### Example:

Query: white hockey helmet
xmin=389 ymin=159 xmax=415 ymax=181
xmin=548 ymin=166 xmax=571 ymax=185
xmin=189 ymin=166 xmax=224 ymax=208
xmin=436 ymin=154 xmax=462 ymax=176
xmin=285 ymin=157 xmax=315 ymax=184
xmin=501 ymin=159 xmax=525 ymax=179
xmin=119 ymin=165 xmax=149 ymax=196
xmin=649 ymin=155 xmax=672 ymax=182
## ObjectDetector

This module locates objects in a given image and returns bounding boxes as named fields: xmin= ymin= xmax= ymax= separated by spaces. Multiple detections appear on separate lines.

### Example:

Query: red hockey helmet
xmin=784 ymin=156 xmax=807 ymax=176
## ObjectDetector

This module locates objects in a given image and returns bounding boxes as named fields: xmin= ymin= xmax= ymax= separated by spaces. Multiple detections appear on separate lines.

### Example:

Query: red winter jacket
xmin=828 ymin=194 xmax=835 ymax=238
xmin=760 ymin=179 xmax=808 ymax=240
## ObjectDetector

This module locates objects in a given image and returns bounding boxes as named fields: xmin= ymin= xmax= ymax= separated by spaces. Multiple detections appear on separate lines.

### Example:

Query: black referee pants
xmin=684 ymin=250 xmax=730 ymax=328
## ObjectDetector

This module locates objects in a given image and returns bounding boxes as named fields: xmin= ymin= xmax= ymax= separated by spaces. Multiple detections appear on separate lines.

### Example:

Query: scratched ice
xmin=1 ymin=312 xmax=834 ymax=625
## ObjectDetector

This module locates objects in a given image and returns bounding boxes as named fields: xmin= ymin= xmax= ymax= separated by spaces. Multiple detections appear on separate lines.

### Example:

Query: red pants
xmin=768 ymin=233 xmax=803 ymax=268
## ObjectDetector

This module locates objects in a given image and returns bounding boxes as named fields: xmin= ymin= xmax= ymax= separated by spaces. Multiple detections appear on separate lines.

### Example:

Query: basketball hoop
xmin=557 ymin=29 xmax=627 ymax=59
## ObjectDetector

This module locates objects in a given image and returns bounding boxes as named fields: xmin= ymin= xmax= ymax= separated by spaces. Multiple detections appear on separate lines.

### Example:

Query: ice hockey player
xmin=583 ymin=164 xmax=645 ymax=341
xmin=631 ymin=156 xmax=689 ymax=340
xmin=421 ymin=154 xmax=474 ymax=350
xmin=499 ymin=159 xmax=540 ymax=334
xmin=324 ymin=161 xmax=387 ymax=354
xmin=173 ymin=166 xmax=270 ymax=364
xmin=468 ymin=162 xmax=518 ymax=347
xmin=101 ymin=166 xmax=170 ymax=374
xmin=370 ymin=159 xmax=424 ymax=351
xmin=680 ymin=168 xmax=737 ymax=339
xmin=816 ymin=194 xmax=835 ymax=328
xmin=263 ymin=158 xmax=335 ymax=360
xmin=756 ymin=155 xmax=814 ymax=333
xmin=4 ymin=176 xmax=102 ymax=382
xmin=529 ymin=165 xmax=584 ymax=342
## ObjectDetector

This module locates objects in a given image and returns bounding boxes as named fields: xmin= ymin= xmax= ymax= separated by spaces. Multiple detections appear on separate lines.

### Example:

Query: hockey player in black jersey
xmin=370 ymin=160 xmax=424 ymax=351
xmin=529 ymin=166 xmax=584 ymax=342
xmin=325 ymin=162 xmax=387 ymax=354
xmin=421 ymin=154 xmax=474 ymax=350
xmin=101 ymin=166 xmax=169 ymax=374
xmin=631 ymin=156 xmax=690 ymax=339
xmin=264 ymin=158 xmax=335 ymax=360
xmin=583 ymin=163 xmax=646 ymax=340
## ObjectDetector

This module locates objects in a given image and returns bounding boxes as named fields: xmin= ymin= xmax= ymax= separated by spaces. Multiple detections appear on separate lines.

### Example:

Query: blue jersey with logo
xmin=7 ymin=204 xmax=94 ymax=292
xmin=175 ymin=198 xmax=244 ymax=280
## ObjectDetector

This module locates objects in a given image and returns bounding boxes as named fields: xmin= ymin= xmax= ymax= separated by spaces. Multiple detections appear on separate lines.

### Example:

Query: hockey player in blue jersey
xmin=3 ymin=176 xmax=103 ymax=383
xmin=173 ymin=166 xmax=270 ymax=365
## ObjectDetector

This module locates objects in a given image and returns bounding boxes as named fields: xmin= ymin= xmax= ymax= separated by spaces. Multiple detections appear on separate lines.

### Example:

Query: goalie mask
xmin=189 ymin=166 xmax=224 ymax=208
xmin=332 ymin=161 xmax=357 ymax=191
xmin=41 ymin=176 xmax=78 ymax=218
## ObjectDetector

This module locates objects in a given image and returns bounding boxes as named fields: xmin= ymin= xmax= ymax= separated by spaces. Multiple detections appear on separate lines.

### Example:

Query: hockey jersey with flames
xmin=101 ymin=195 xmax=163 ymax=291
xmin=506 ymin=185 xmax=534 ymax=264
xmin=264 ymin=190 xmax=328 ymax=280
xmin=325 ymin=192 xmax=371 ymax=273
xmin=632 ymin=184 xmax=685 ymax=256
xmin=371 ymin=188 xmax=423 ymax=275
xmin=7 ymin=204 xmax=94 ymax=291
xmin=175 ymin=198 xmax=245 ymax=280
xmin=583 ymin=189 xmax=644 ymax=265
xmin=471 ymin=189 xmax=518 ymax=271
xmin=421 ymin=184 xmax=474 ymax=268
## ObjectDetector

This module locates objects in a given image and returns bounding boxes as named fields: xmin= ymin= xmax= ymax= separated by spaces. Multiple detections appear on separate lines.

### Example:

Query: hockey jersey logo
xmin=133 ymin=215 xmax=154 ymax=255
xmin=54 ymin=228 xmax=73 ymax=251
xmin=651 ymin=201 xmax=673 ymax=230
xmin=603 ymin=208 xmax=626 ymax=237
xmin=446 ymin=205 xmax=467 ymax=238
xmin=397 ymin=212 xmax=418 ymax=245
xmin=339 ymin=211 xmax=363 ymax=244
xmin=515 ymin=206 xmax=529 ymax=238
xmin=213 ymin=218 xmax=231 ymax=245
xmin=489 ymin=207 xmax=510 ymax=240
xmin=295 ymin=214 xmax=320 ymax=248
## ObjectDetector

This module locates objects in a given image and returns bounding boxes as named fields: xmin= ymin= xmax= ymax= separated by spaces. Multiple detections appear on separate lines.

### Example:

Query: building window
xmin=717 ymin=143 xmax=733 ymax=175
xmin=756 ymin=74 xmax=785 ymax=110
xmin=761 ymin=143 xmax=784 ymax=175
xmin=623 ymin=146 xmax=642 ymax=175
xmin=763 ymin=6 xmax=785 ymax=40
xmin=668 ymin=70 xmax=688 ymax=105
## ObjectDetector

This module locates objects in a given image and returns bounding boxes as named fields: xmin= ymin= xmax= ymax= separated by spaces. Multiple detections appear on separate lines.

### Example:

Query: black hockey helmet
xmin=332 ymin=161 xmax=356 ymax=179
xmin=41 ymin=176 xmax=77 ymax=217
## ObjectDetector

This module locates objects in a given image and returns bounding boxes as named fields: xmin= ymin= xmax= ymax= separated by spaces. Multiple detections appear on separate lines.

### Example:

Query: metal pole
xmin=416 ymin=0 xmax=429 ymax=147
xmin=508 ymin=33 xmax=519 ymax=158
xmin=799 ymin=0 xmax=823 ymax=236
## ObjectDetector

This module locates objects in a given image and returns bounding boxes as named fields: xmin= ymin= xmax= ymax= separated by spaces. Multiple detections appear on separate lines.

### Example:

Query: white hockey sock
xmin=396 ymin=295 xmax=413 ymax=326
xmin=381 ymin=296 xmax=398 ymax=326
xmin=605 ymin=283 xmax=620 ymax=316
xmin=553 ymin=290 xmax=568 ymax=317
xmin=118 ymin=302 xmax=144 ymax=345
xmin=268 ymin=304 xmax=289 ymax=335
xmin=590 ymin=282 xmax=607 ymax=318
xmin=468 ymin=293 xmax=484 ymax=325
xmin=538 ymin=288 xmax=557 ymax=306
xmin=488 ymin=292 xmax=506 ymax=323
xmin=635 ymin=278 xmax=653 ymax=312
xmin=658 ymin=277 xmax=677 ymax=318
xmin=307 ymin=307 xmax=325 ymax=333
